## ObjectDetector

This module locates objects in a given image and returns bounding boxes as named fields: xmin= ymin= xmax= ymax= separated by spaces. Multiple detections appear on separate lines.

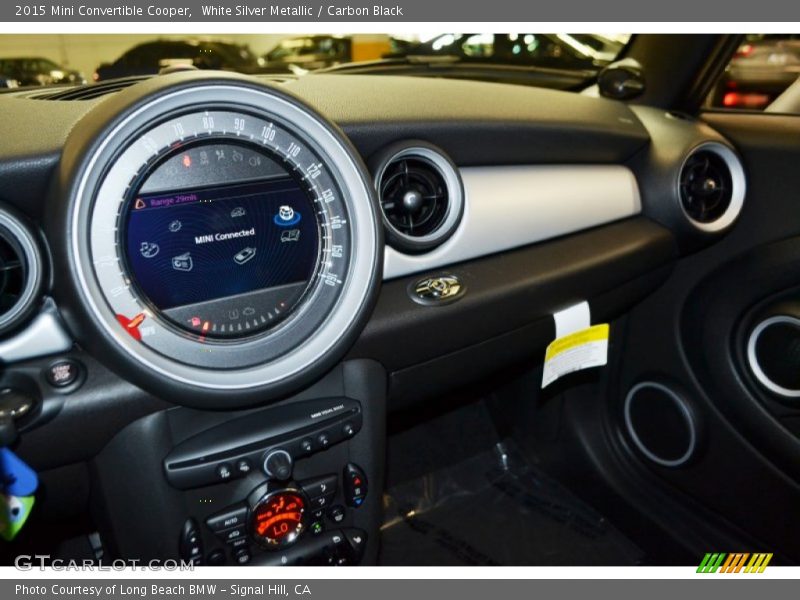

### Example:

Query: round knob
xmin=262 ymin=449 xmax=293 ymax=481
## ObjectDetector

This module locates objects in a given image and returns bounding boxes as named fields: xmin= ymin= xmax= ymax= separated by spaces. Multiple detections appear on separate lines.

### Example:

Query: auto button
xmin=206 ymin=502 xmax=248 ymax=534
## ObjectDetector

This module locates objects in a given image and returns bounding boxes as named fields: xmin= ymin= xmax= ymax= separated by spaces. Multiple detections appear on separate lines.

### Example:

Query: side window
xmin=707 ymin=35 xmax=800 ymax=113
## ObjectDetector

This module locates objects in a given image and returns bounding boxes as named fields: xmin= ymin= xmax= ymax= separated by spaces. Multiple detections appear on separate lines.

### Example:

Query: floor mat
xmin=379 ymin=440 xmax=644 ymax=566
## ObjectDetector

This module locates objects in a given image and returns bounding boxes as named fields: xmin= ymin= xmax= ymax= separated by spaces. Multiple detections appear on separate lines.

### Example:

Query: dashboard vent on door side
xmin=374 ymin=144 xmax=464 ymax=253
xmin=677 ymin=142 xmax=746 ymax=233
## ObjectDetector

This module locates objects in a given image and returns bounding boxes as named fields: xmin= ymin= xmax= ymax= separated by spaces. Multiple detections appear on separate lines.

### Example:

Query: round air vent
xmin=678 ymin=142 xmax=745 ymax=233
xmin=0 ymin=209 xmax=43 ymax=336
xmin=373 ymin=143 xmax=464 ymax=253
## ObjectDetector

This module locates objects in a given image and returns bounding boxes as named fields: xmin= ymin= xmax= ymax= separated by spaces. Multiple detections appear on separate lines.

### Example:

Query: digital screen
xmin=252 ymin=491 xmax=306 ymax=546
xmin=123 ymin=144 xmax=320 ymax=338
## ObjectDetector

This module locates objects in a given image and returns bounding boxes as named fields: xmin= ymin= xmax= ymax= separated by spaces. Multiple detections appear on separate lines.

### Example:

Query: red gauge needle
xmin=116 ymin=312 xmax=146 ymax=341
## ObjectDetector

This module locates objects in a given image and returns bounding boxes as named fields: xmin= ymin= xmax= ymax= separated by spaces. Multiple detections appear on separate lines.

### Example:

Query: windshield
xmin=0 ymin=33 xmax=630 ymax=89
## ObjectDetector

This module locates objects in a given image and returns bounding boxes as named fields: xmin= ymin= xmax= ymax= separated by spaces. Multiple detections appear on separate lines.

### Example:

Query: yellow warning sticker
xmin=542 ymin=324 xmax=610 ymax=388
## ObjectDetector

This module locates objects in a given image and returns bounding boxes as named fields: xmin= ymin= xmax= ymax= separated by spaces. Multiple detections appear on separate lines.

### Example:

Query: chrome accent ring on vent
xmin=0 ymin=209 xmax=43 ymax=335
xmin=678 ymin=141 xmax=746 ymax=233
xmin=374 ymin=143 xmax=464 ymax=253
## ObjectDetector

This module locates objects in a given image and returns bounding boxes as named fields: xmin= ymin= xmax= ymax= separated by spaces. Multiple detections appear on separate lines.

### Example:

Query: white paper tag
xmin=542 ymin=302 xmax=609 ymax=389
xmin=553 ymin=301 xmax=591 ymax=338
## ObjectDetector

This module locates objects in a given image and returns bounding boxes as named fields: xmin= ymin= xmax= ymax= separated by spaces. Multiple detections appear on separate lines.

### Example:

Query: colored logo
xmin=697 ymin=552 xmax=773 ymax=573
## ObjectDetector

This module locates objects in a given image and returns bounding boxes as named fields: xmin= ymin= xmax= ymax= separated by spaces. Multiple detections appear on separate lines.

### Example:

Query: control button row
xmin=300 ymin=473 xmax=337 ymax=500
xmin=214 ymin=458 xmax=253 ymax=482
xmin=206 ymin=503 xmax=250 ymax=551
xmin=247 ymin=528 xmax=368 ymax=567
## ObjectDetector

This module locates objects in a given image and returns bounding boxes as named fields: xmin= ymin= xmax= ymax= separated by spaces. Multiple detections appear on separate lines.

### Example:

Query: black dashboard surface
xmin=0 ymin=74 xmax=650 ymax=218
xmin=0 ymin=70 xmax=738 ymax=466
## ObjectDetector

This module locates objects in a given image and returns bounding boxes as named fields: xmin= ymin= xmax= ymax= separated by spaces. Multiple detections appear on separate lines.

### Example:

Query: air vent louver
xmin=375 ymin=145 xmax=464 ymax=253
xmin=0 ymin=211 xmax=43 ymax=335
xmin=0 ymin=235 xmax=25 ymax=316
xmin=679 ymin=151 xmax=733 ymax=223
xmin=29 ymin=76 xmax=151 ymax=101
xmin=677 ymin=143 xmax=745 ymax=233
xmin=380 ymin=158 xmax=448 ymax=237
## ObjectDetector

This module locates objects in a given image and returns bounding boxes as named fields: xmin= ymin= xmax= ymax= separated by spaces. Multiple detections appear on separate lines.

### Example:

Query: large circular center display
xmin=69 ymin=81 xmax=380 ymax=404
xmin=123 ymin=140 xmax=320 ymax=339
xmin=251 ymin=490 xmax=306 ymax=548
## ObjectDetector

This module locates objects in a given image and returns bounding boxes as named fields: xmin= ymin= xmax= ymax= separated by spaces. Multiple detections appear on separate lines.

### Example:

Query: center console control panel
xmin=195 ymin=466 xmax=368 ymax=565
xmin=163 ymin=397 xmax=363 ymax=489
xmin=93 ymin=362 xmax=386 ymax=567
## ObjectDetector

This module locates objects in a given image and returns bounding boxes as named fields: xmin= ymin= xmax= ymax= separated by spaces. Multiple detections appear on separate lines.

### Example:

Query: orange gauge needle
xmin=116 ymin=312 xmax=146 ymax=341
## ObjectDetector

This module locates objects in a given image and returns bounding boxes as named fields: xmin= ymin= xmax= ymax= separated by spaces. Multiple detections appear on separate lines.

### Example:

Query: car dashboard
xmin=0 ymin=70 xmax=747 ymax=565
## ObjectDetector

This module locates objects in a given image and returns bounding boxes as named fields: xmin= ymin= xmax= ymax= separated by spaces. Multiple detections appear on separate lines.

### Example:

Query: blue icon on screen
xmin=274 ymin=205 xmax=302 ymax=227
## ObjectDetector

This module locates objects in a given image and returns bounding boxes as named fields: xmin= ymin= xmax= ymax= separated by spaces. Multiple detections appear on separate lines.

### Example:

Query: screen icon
xmin=169 ymin=220 xmax=182 ymax=233
xmin=281 ymin=229 xmax=300 ymax=243
xmin=134 ymin=198 xmax=147 ymax=210
xmin=231 ymin=207 xmax=246 ymax=218
xmin=274 ymin=205 xmax=302 ymax=227
xmin=139 ymin=242 xmax=160 ymax=258
xmin=172 ymin=252 xmax=193 ymax=272
xmin=234 ymin=247 xmax=257 ymax=265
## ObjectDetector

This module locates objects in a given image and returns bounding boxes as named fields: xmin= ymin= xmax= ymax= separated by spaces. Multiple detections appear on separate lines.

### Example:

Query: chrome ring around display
xmin=71 ymin=83 xmax=379 ymax=392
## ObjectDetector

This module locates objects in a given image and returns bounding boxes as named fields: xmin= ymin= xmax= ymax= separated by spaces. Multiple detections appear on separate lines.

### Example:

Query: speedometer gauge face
xmin=124 ymin=140 xmax=321 ymax=339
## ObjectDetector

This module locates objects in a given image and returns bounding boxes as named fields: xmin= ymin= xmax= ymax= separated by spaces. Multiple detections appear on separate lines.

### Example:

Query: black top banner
xmin=2 ymin=0 xmax=800 ymax=22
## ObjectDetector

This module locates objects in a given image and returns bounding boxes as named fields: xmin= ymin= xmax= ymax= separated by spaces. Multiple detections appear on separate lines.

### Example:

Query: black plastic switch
xmin=300 ymin=473 xmax=337 ymax=500
xmin=342 ymin=528 xmax=368 ymax=563
xmin=179 ymin=518 xmax=203 ymax=565
xmin=205 ymin=503 xmax=248 ymax=533
xmin=342 ymin=463 xmax=368 ymax=508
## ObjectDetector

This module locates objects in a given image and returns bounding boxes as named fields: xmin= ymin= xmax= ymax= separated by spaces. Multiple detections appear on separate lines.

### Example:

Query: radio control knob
xmin=263 ymin=449 xmax=293 ymax=481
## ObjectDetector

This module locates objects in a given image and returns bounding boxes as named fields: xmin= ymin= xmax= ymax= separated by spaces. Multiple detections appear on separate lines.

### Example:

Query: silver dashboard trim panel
xmin=0 ymin=303 xmax=72 ymax=363
xmin=383 ymin=164 xmax=642 ymax=280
